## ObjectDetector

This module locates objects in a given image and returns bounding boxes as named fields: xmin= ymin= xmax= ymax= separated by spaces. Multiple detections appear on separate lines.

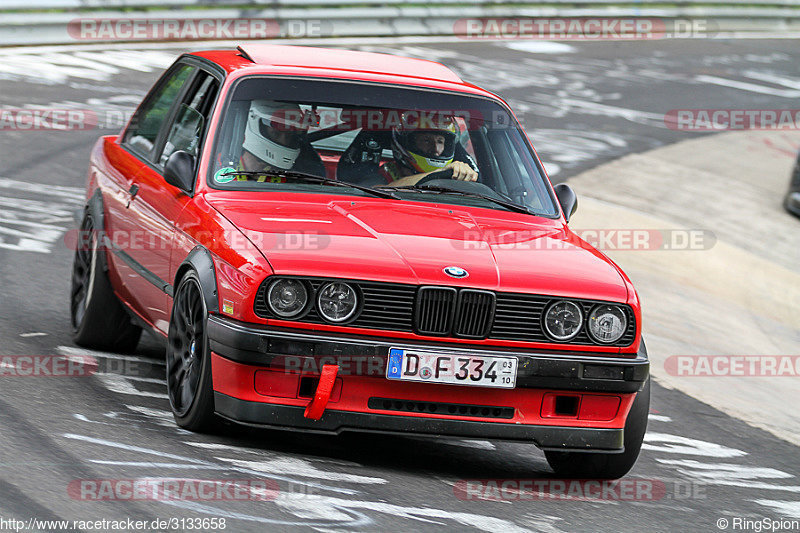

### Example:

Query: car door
xmin=123 ymin=67 xmax=221 ymax=334
xmin=110 ymin=61 xmax=196 ymax=330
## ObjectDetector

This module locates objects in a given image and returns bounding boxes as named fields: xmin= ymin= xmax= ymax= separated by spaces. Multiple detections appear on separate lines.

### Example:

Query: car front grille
xmin=454 ymin=289 xmax=495 ymax=338
xmin=254 ymin=277 xmax=636 ymax=347
xmin=415 ymin=287 xmax=457 ymax=335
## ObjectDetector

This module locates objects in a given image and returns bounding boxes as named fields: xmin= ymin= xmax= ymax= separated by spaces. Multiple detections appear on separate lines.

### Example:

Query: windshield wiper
xmin=220 ymin=169 xmax=401 ymax=200
xmin=383 ymin=184 xmax=535 ymax=215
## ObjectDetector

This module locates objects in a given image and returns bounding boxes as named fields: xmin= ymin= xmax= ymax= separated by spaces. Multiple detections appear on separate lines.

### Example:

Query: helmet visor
xmin=258 ymin=117 xmax=305 ymax=149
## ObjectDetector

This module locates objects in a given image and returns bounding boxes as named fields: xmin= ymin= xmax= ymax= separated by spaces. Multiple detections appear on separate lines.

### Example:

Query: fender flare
xmin=175 ymin=246 xmax=219 ymax=314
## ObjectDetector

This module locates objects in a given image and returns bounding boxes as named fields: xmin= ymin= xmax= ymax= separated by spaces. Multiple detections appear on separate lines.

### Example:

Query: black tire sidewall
xmin=70 ymin=212 xmax=141 ymax=352
xmin=168 ymin=271 xmax=216 ymax=431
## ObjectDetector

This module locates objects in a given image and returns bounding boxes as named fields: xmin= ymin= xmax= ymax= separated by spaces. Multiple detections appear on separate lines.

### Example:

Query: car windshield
xmin=208 ymin=76 xmax=559 ymax=217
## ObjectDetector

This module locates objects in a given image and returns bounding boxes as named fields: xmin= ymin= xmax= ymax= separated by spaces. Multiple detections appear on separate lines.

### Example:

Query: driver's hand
xmin=447 ymin=161 xmax=478 ymax=182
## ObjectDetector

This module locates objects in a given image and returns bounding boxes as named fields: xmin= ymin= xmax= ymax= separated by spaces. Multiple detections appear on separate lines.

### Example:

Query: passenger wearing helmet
xmin=380 ymin=113 xmax=478 ymax=186
xmin=237 ymin=100 xmax=324 ymax=180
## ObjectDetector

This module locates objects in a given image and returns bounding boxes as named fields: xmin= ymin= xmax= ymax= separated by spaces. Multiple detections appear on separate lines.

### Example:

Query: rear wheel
xmin=70 ymin=211 xmax=141 ymax=352
xmin=166 ymin=271 xmax=217 ymax=432
xmin=544 ymin=377 xmax=650 ymax=479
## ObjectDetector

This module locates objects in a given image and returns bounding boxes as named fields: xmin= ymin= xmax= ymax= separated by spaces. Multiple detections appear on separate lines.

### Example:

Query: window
xmin=123 ymin=64 xmax=194 ymax=159
xmin=159 ymin=72 xmax=219 ymax=166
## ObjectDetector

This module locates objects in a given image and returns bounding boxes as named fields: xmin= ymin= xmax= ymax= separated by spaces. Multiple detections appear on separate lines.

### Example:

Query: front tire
xmin=544 ymin=377 xmax=650 ymax=479
xmin=166 ymin=270 xmax=217 ymax=432
xmin=70 ymin=211 xmax=141 ymax=352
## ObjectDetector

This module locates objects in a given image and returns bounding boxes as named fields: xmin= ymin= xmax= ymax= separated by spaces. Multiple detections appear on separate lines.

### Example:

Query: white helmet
xmin=243 ymin=101 xmax=308 ymax=170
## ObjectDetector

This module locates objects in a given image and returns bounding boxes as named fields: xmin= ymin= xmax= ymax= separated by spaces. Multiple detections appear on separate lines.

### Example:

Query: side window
xmin=123 ymin=64 xmax=194 ymax=159
xmin=159 ymin=72 xmax=220 ymax=166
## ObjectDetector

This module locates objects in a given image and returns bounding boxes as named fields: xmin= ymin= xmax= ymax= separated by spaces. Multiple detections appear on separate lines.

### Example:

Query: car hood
xmin=205 ymin=194 xmax=628 ymax=302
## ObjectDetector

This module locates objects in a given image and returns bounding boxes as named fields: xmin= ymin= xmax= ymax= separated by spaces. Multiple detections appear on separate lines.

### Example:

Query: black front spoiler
xmin=214 ymin=392 xmax=625 ymax=452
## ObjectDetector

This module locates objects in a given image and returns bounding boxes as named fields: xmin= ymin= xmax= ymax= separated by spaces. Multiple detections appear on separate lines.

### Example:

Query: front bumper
xmin=207 ymin=315 xmax=649 ymax=451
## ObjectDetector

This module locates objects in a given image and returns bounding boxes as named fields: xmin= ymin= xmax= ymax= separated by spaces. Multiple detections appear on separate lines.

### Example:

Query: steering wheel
xmin=415 ymin=168 xmax=454 ymax=185
xmin=415 ymin=168 xmax=508 ymax=200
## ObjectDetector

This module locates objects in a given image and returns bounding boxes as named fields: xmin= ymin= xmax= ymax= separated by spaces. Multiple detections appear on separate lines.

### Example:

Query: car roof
xmin=189 ymin=44 xmax=497 ymax=98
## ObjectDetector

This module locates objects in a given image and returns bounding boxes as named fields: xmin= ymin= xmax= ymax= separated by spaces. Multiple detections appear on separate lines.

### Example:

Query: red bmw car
xmin=71 ymin=44 xmax=650 ymax=479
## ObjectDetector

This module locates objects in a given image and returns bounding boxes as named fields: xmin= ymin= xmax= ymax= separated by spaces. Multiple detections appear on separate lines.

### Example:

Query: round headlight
xmin=266 ymin=278 xmax=309 ymax=318
xmin=317 ymin=282 xmax=358 ymax=323
xmin=588 ymin=305 xmax=627 ymax=344
xmin=543 ymin=300 xmax=584 ymax=341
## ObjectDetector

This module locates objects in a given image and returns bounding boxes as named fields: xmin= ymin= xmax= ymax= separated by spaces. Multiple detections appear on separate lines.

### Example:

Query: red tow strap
xmin=303 ymin=364 xmax=339 ymax=421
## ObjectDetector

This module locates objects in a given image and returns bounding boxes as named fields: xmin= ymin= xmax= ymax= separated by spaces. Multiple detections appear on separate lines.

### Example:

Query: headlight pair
xmin=266 ymin=278 xmax=359 ymax=323
xmin=543 ymin=300 xmax=627 ymax=344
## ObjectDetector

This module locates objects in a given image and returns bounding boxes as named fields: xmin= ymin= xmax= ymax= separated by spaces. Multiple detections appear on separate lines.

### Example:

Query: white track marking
xmin=0 ymin=50 xmax=177 ymax=84
xmin=656 ymin=459 xmax=793 ymax=482
xmin=0 ymin=178 xmax=84 ymax=254
xmin=35 ymin=52 xmax=121 ymax=74
xmin=504 ymin=42 xmax=575 ymax=54
xmin=63 ymin=433 xmax=216 ymax=464
xmin=63 ymin=433 xmax=358 ymax=494
xmin=528 ymin=129 xmax=634 ymax=170
xmin=648 ymin=414 xmax=672 ymax=422
xmin=19 ymin=332 xmax=47 ymax=337
xmin=89 ymin=461 xmax=221 ymax=469
xmin=57 ymin=346 xmax=166 ymax=366
xmin=755 ymin=500 xmax=800 ymax=518
xmin=158 ymin=493 xmax=539 ymax=531
xmin=0 ymin=177 xmax=85 ymax=201
xmin=73 ymin=410 xmax=190 ymax=434
xmin=219 ymin=458 xmax=387 ymax=485
xmin=642 ymin=433 xmax=747 ymax=458
xmin=97 ymin=374 xmax=168 ymax=399
xmin=124 ymin=405 xmax=174 ymax=420
xmin=742 ymin=70 xmax=800 ymax=91
xmin=694 ymin=74 xmax=800 ymax=98
xmin=100 ymin=374 xmax=166 ymax=385
xmin=656 ymin=459 xmax=800 ymax=493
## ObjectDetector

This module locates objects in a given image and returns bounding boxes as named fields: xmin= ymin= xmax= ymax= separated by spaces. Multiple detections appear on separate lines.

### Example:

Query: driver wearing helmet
xmin=380 ymin=113 xmax=478 ymax=186
xmin=237 ymin=101 xmax=321 ymax=180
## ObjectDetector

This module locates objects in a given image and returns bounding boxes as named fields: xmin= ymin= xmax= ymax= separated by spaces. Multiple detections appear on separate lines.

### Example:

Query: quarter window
xmin=123 ymin=64 xmax=194 ymax=159
xmin=159 ymin=73 xmax=220 ymax=166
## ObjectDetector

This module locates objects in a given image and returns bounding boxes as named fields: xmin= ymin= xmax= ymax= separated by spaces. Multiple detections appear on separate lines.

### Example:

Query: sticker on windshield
xmin=214 ymin=167 xmax=237 ymax=183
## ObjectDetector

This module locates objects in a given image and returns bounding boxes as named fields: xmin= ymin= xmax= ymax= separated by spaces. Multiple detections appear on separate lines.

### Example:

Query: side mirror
xmin=553 ymin=183 xmax=578 ymax=223
xmin=163 ymin=150 xmax=196 ymax=194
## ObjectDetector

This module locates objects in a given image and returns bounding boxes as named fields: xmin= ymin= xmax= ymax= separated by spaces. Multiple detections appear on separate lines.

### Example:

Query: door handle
xmin=126 ymin=184 xmax=139 ymax=208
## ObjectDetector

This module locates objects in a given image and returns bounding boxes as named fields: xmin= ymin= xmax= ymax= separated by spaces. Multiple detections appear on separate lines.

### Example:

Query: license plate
xmin=386 ymin=348 xmax=517 ymax=389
